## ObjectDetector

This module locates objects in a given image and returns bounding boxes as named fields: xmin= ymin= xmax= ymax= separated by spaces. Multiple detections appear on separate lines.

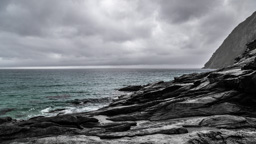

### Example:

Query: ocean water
xmin=0 ymin=68 xmax=209 ymax=119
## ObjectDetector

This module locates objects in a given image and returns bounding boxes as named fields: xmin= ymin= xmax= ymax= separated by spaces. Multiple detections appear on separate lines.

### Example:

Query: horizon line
xmin=0 ymin=65 xmax=206 ymax=70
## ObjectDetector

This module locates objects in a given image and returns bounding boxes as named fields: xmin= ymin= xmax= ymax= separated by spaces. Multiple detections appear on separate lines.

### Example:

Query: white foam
xmin=41 ymin=107 xmax=53 ymax=113
xmin=38 ymin=104 xmax=107 ymax=117
xmin=61 ymin=105 xmax=106 ymax=114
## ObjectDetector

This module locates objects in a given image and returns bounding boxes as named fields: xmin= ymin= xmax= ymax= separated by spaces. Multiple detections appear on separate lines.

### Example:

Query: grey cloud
xmin=157 ymin=0 xmax=222 ymax=24
xmin=0 ymin=0 xmax=255 ymax=68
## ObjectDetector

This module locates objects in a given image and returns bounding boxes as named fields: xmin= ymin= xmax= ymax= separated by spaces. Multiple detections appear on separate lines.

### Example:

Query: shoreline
xmin=1 ymin=41 xmax=256 ymax=143
xmin=0 ymin=69 xmax=208 ymax=120
xmin=1 ymin=53 xmax=256 ymax=143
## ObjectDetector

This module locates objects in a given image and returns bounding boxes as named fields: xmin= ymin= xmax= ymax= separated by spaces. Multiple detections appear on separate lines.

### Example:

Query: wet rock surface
xmin=68 ymin=97 xmax=112 ymax=105
xmin=3 ymin=41 xmax=256 ymax=143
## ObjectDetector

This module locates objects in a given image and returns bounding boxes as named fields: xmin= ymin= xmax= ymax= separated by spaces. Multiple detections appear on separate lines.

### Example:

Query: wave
xmin=46 ymin=95 xmax=71 ymax=100
xmin=45 ymin=91 xmax=89 ymax=94
xmin=35 ymin=84 xmax=67 ymax=88
xmin=29 ymin=97 xmax=112 ymax=119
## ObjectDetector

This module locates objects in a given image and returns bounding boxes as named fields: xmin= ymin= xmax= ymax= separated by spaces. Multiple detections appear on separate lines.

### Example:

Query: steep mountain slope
xmin=204 ymin=11 xmax=256 ymax=69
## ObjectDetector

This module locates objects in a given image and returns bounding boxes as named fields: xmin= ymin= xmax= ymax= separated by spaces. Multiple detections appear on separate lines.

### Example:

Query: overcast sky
xmin=0 ymin=0 xmax=255 ymax=68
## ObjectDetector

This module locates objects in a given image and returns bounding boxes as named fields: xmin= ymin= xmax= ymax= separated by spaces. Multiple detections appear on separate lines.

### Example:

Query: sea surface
xmin=0 ymin=68 xmax=210 ymax=119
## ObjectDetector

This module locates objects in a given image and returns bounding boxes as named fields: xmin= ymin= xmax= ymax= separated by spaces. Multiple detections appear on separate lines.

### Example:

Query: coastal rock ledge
xmin=3 ymin=21 xmax=256 ymax=144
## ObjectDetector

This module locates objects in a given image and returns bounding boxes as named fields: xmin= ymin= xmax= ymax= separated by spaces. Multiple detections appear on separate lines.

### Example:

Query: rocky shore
xmin=1 ymin=39 xmax=256 ymax=143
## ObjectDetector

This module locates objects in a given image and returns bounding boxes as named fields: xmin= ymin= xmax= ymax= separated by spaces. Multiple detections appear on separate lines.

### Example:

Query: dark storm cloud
xmin=158 ymin=0 xmax=221 ymax=23
xmin=0 ymin=0 xmax=255 ymax=68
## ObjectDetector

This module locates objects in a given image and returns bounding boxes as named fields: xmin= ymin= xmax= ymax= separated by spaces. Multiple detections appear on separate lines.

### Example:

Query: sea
xmin=0 ymin=68 xmax=210 ymax=120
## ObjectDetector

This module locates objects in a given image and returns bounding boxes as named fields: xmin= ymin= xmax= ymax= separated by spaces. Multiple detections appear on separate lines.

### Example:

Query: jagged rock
xmin=247 ymin=39 xmax=256 ymax=50
xmin=242 ymin=57 xmax=256 ymax=70
xmin=118 ymin=85 xmax=143 ymax=92
xmin=69 ymin=97 xmax=111 ymax=105
xmin=0 ymin=117 xmax=12 ymax=125
xmin=0 ymin=125 xmax=28 ymax=136
xmin=97 ymin=125 xmax=188 ymax=139
xmin=187 ymin=130 xmax=256 ymax=144
xmin=105 ymin=123 xmax=133 ymax=132
xmin=99 ymin=121 xmax=136 ymax=128
xmin=30 ymin=122 xmax=61 ymax=128
xmin=199 ymin=115 xmax=248 ymax=128
xmin=9 ymin=130 xmax=256 ymax=144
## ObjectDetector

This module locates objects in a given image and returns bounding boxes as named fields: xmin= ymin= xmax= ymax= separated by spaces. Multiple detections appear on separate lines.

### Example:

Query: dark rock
xmin=186 ymin=130 xmax=256 ymax=144
xmin=118 ymin=85 xmax=143 ymax=92
xmin=97 ymin=126 xmax=188 ymax=139
xmin=100 ymin=121 xmax=137 ymax=128
xmin=246 ymin=39 xmax=256 ymax=50
xmin=47 ymin=115 xmax=98 ymax=125
xmin=199 ymin=115 xmax=248 ymax=128
xmin=242 ymin=57 xmax=256 ymax=70
xmin=76 ymin=115 xmax=99 ymax=123
xmin=239 ymin=72 xmax=256 ymax=94
xmin=30 ymin=122 xmax=60 ymax=128
xmin=0 ymin=125 xmax=28 ymax=136
xmin=107 ymin=112 xmax=151 ymax=121
xmin=69 ymin=97 xmax=111 ymax=105
xmin=0 ymin=108 xmax=15 ymax=115
xmin=105 ymin=123 xmax=132 ymax=132
xmin=28 ymin=116 xmax=45 ymax=121
xmin=0 ymin=117 xmax=12 ymax=125
xmin=80 ymin=122 xmax=99 ymax=128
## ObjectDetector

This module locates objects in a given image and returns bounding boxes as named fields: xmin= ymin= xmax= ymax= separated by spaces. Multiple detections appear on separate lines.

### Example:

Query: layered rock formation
xmin=1 ymin=39 xmax=256 ymax=143
xmin=204 ymin=11 xmax=256 ymax=69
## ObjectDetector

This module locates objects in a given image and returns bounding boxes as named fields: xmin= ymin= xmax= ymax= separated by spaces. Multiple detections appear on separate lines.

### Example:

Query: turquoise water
xmin=0 ymin=68 xmax=209 ymax=119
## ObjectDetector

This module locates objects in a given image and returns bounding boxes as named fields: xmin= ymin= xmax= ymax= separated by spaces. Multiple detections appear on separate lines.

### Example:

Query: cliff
xmin=204 ymin=11 xmax=256 ymax=69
